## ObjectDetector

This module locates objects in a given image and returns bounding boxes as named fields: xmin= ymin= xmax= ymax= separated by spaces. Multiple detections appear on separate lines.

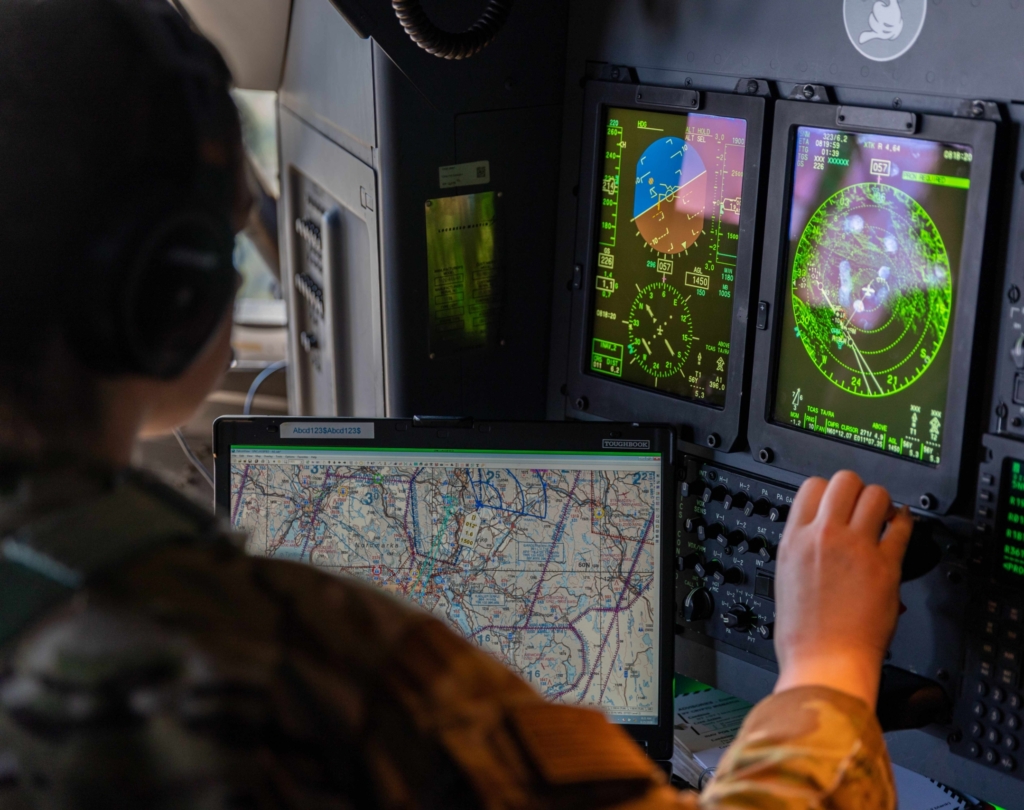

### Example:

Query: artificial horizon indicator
xmin=589 ymin=106 xmax=747 ymax=404
xmin=772 ymin=126 xmax=973 ymax=465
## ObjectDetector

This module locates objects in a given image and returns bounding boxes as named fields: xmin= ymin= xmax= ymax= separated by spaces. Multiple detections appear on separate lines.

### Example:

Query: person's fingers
xmin=850 ymin=484 xmax=892 ymax=538
xmin=789 ymin=476 xmax=828 ymax=525
xmin=879 ymin=505 xmax=914 ymax=568
xmin=817 ymin=470 xmax=865 ymax=524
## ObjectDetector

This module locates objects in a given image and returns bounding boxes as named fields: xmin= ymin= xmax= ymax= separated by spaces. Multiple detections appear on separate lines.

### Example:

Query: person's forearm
xmin=774 ymin=646 xmax=882 ymax=710
xmin=699 ymin=686 xmax=896 ymax=810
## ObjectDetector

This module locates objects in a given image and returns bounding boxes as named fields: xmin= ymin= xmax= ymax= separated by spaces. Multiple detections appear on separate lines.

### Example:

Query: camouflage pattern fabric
xmin=0 ymin=470 xmax=895 ymax=809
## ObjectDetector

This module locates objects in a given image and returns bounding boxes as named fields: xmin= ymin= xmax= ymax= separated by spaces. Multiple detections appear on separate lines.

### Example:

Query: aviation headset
xmin=70 ymin=0 xmax=240 ymax=380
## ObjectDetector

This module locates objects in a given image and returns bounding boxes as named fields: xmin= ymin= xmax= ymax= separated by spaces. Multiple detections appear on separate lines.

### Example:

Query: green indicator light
xmin=901 ymin=171 xmax=970 ymax=189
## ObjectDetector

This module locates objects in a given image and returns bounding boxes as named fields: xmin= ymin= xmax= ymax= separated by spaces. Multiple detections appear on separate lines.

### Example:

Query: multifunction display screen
xmin=589 ymin=106 xmax=747 ymax=405
xmin=772 ymin=127 xmax=973 ymax=465
xmin=998 ymin=458 xmax=1024 ymax=585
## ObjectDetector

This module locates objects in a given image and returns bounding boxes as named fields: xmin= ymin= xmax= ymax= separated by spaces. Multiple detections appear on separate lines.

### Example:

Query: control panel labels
xmin=279 ymin=422 xmax=376 ymax=439
xmin=439 ymin=160 xmax=491 ymax=189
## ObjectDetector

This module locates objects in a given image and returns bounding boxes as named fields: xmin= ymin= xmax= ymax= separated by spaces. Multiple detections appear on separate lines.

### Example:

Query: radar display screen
xmin=588 ymin=106 xmax=747 ymax=405
xmin=997 ymin=458 xmax=1024 ymax=585
xmin=772 ymin=127 xmax=973 ymax=465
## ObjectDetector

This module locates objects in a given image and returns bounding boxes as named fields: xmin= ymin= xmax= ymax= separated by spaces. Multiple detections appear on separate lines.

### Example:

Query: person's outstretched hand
xmin=773 ymin=471 xmax=913 ymax=709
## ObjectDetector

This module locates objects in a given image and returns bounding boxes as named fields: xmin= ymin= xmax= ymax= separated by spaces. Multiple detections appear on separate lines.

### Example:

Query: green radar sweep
xmin=791 ymin=183 xmax=952 ymax=398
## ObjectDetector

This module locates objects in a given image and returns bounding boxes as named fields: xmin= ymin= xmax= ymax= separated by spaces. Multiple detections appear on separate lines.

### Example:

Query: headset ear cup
xmin=121 ymin=212 xmax=236 ymax=378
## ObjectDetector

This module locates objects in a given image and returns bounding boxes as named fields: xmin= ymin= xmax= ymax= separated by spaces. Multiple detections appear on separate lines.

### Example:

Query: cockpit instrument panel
xmin=747 ymin=101 xmax=995 ymax=511
xmin=588 ymin=106 xmax=747 ymax=405
xmin=564 ymin=83 xmax=765 ymax=451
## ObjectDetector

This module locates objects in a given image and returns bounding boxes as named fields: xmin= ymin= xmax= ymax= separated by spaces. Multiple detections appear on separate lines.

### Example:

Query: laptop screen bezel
xmin=214 ymin=416 xmax=677 ymax=760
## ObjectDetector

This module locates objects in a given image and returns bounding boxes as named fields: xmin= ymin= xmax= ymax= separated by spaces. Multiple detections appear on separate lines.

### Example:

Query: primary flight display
xmin=589 ymin=106 xmax=747 ymax=405
xmin=772 ymin=127 xmax=972 ymax=465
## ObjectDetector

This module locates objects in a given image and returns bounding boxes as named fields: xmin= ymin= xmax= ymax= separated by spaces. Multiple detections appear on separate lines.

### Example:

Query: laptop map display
xmin=229 ymin=444 xmax=662 ymax=725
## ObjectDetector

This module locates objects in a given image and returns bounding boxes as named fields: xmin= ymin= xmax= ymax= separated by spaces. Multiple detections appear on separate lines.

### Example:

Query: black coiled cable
xmin=392 ymin=0 xmax=514 ymax=60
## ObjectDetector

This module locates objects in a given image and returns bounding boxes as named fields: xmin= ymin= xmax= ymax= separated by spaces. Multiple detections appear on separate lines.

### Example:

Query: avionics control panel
xmin=676 ymin=459 xmax=797 ymax=662
xmin=551 ymin=74 xmax=1013 ymax=798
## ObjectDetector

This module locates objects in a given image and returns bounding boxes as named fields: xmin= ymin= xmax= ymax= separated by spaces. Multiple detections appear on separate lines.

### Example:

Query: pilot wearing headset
xmin=0 ymin=1 xmax=912 ymax=808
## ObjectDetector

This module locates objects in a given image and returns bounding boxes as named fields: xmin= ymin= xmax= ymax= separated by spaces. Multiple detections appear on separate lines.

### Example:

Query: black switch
xmin=754 ymin=572 xmax=775 ymax=600
xmin=756 ymin=300 xmax=770 ymax=330
xmin=1015 ymin=373 xmax=1024 ymax=406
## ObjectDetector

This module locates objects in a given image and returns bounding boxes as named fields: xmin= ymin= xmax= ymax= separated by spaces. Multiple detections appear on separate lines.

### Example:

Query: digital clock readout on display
xmin=771 ymin=127 xmax=973 ymax=465
xmin=588 ymin=106 xmax=747 ymax=405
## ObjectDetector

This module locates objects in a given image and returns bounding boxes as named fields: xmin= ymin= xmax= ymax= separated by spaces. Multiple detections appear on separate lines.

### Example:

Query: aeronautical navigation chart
xmin=231 ymin=447 xmax=662 ymax=724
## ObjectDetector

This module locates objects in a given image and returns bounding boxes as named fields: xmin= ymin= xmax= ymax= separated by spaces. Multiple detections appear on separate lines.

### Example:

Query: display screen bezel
xmin=563 ymin=81 xmax=766 ymax=451
xmin=213 ymin=416 xmax=678 ymax=759
xmin=746 ymin=101 xmax=996 ymax=512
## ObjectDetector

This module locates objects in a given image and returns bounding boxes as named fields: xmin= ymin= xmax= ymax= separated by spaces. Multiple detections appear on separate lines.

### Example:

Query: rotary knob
xmin=723 ymin=491 xmax=749 ymax=512
xmin=769 ymin=504 xmax=790 ymax=523
xmin=684 ymin=516 xmax=705 ymax=534
xmin=676 ymin=553 xmax=700 ymax=571
xmin=722 ymin=604 xmax=752 ymax=631
xmin=713 ymin=529 xmax=745 ymax=549
xmin=711 ymin=566 xmax=744 ymax=586
xmin=745 ymin=497 xmax=772 ymax=517
xmin=683 ymin=587 xmax=714 ymax=622
xmin=701 ymin=485 xmax=729 ymax=504
xmin=697 ymin=522 xmax=725 ymax=544
xmin=694 ymin=559 xmax=725 ymax=580
xmin=736 ymin=535 xmax=766 ymax=556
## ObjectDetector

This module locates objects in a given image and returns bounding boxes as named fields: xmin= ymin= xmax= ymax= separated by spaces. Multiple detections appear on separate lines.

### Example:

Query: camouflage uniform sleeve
xmin=0 ymin=542 xmax=892 ymax=810
xmin=698 ymin=686 xmax=897 ymax=810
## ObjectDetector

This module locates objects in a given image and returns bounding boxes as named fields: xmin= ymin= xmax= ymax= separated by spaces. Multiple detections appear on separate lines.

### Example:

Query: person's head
xmin=0 ymin=0 xmax=251 ymax=465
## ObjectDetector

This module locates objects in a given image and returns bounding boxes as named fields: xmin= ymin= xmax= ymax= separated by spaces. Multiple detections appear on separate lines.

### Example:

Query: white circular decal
xmin=844 ymin=0 xmax=927 ymax=62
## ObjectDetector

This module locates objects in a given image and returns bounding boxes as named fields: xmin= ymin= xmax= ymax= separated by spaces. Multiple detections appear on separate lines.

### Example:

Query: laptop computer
xmin=214 ymin=416 xmax=676 ymax=759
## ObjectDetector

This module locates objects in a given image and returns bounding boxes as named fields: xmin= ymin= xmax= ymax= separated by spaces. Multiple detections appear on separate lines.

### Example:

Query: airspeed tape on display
xmin=843 ymin=0 xmax=927 ymax=62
